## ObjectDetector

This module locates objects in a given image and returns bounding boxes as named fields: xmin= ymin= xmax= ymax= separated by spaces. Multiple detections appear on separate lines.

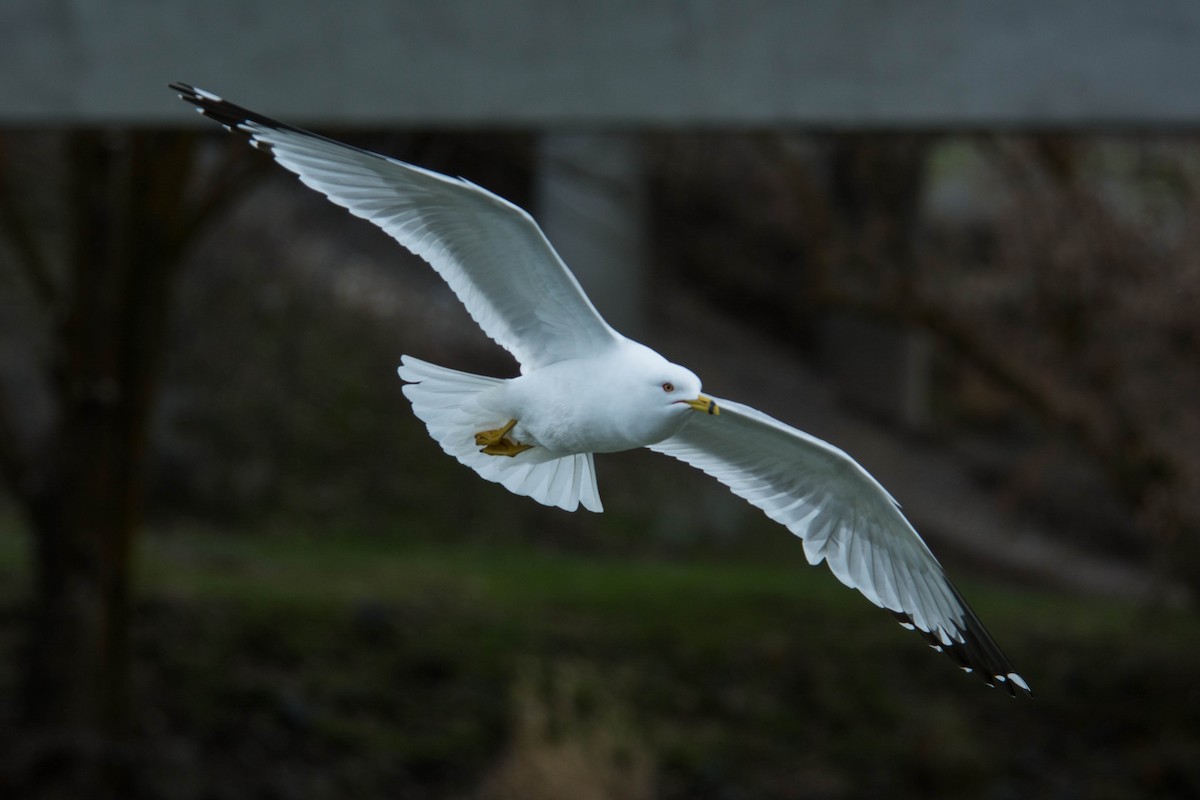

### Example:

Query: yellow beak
xmin=684 ymin=394 xmax=720 ymax=415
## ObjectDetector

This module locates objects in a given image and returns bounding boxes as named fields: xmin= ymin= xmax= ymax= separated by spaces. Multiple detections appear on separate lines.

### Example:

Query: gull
xmin=171 ymin=83 xmax=1030 ymax=696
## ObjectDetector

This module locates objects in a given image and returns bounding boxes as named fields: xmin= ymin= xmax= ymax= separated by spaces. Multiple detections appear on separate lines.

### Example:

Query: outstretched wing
xmin=171 ymin=83 xmax=621 ymax=370
xmin=651 ymin=396 xmax=1030 ymax=696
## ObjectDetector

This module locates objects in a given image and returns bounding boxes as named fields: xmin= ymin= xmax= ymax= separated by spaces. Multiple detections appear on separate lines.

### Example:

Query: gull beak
xmin=683 ymin=394 xmax=720 ymax=415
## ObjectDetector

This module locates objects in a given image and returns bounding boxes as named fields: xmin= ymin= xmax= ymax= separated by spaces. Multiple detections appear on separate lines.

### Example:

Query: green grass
xmin=2 ymin=522 xmax=1198 ymax=799
xmin=131 ymin=523 xmax=1128 ymax=645
xmin=139 ymin=527 xmax=851 ymax=612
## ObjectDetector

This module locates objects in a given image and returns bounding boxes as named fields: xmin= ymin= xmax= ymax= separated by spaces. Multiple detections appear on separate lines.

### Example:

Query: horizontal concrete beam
xmin=4 ymin=0 xmax=1200 ymax=127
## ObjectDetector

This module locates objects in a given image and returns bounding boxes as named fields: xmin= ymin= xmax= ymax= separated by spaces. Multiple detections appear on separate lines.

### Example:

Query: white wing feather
xmin=651 ymin=396 xmax=1030 ymax=694
xmin=171 ymin=84 xmax=620 ymax=371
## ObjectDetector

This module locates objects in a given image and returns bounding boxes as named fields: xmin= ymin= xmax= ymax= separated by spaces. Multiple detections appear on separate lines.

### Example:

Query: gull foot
xmin=475 ymin=419 xmax=534 ymax=457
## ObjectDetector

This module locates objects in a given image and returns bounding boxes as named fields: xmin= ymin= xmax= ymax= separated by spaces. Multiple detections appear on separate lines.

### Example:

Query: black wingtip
xmin=169 ymin=82 xmax=225 ymax=113
xmin=170 ymin=82 xmax=354 ymax=160
xmin=889 ymin=597 xmax=1032 ymax=698
xmin=169 ymin=81 xmax=288 ymax=141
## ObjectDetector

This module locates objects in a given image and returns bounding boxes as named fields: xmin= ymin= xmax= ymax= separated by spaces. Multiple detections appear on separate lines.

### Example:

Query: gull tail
xmin=398 ymin=356 xmax=603 ymax=513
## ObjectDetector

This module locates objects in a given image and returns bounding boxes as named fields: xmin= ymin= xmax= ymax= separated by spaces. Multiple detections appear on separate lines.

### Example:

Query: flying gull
xmin=171 ymin=82 xmax=1030 ymax=696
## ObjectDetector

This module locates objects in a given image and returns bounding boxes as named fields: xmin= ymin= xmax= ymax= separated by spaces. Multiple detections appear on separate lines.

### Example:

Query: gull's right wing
xmin=652 ymin=396 xmax=1030 ymax=696
xmin=171 ymin=83 xmax=622 ymax=371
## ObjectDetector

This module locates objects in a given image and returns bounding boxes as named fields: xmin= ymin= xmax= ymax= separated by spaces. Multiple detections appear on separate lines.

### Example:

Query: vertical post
xmin=534 ymin=132 xmax=647 ymax=337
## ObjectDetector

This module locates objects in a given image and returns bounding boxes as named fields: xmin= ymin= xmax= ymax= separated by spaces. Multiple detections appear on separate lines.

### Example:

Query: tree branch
xmin=817 ymin=285 xmax=1178 ymax=511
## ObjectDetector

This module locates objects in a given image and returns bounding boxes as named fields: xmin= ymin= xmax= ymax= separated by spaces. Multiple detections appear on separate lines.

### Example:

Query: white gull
xmin=172 ymin=83 xmax=1030 ymax=696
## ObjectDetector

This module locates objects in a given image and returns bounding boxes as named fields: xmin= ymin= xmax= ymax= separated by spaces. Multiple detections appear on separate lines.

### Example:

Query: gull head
xmin=602 ymin=341 xmax=718 ymax=447
xmin=620 ymin=341 xmax=713 ymax=407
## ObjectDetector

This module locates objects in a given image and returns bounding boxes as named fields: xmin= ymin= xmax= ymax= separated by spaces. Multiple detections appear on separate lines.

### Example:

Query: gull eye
xmin=662 ymin=382 xmax=674 ymax=393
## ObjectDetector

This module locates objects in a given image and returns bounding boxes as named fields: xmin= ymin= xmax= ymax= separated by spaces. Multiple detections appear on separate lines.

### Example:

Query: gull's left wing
xmin=650 ymin=397 xmax=1030 ymax=696
xmin=171 ymin=83 xmax=622 ymax=371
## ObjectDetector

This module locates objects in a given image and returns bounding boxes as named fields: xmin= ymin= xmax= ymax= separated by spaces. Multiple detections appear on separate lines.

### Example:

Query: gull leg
xmin=475 ymin=419 xmax=534 ymax=457
xmin=475 ymin=418 xmax=518 ymax=447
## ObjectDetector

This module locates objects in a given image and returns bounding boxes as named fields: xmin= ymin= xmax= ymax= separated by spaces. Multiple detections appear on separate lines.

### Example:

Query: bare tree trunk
xmin=0 ymin=128 xmax=263 ymax=795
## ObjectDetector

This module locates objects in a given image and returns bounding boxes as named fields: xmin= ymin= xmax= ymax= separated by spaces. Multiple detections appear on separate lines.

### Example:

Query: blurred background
xmin=2 ymin=2 xmax=1199 ymax=798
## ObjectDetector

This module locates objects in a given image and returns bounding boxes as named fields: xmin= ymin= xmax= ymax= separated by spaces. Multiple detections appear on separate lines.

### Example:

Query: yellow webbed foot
xmin=480 ymin=439 xmax=534 ymax=457
xmin=475 ymin=418 xmax=517 ymax=447
xmin=475 ymin=419 xmax=534 ymax=457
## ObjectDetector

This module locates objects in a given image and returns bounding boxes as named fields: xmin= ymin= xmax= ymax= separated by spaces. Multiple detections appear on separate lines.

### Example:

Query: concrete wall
xmin=3 ymin=0 xmax=1200 ymax=127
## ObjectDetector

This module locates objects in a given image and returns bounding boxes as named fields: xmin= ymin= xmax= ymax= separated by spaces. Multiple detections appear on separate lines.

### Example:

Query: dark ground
xmin=1 ymin=524 xmax=1197 ymax=800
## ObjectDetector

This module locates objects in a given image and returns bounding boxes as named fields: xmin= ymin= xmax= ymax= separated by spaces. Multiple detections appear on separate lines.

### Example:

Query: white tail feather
xmin=398 ymin=356 xmax=603 ymax=512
